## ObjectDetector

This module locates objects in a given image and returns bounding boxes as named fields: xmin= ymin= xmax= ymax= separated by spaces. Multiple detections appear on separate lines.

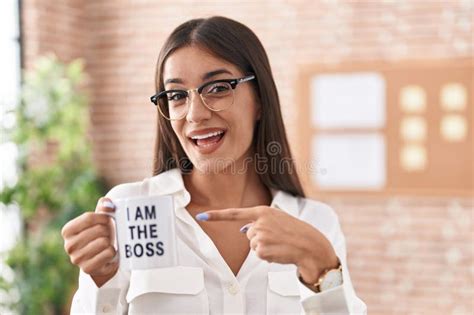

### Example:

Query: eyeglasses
xmin=150 ymin=74 xmax=256 ymax=121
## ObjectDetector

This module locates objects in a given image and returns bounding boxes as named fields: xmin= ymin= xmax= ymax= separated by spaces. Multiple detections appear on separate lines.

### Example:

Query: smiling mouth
xmin=189 ymin=130 xmax=226 ymax=147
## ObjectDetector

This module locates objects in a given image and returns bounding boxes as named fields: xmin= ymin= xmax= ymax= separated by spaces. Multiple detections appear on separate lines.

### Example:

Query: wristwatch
xmin=298 ymin=258 xmax=343 ymax=293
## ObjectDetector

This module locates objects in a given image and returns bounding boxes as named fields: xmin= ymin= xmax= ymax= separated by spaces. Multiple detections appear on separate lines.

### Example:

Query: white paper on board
xmin=311 ymin=72 xmax=386 ymax=129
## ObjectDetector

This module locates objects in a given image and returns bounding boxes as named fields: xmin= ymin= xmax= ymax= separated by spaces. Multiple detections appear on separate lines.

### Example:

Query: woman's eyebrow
xmin=164 ymin=68 xmax=233 ymax=86
xmin=164 ymin=78 xmax=183 ymax=85
xmin=202 ymin=68 xmax=233 ymax=80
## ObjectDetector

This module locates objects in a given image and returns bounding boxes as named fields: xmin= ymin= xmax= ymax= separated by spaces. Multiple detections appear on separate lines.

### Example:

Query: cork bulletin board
xmin=297 ymin=59 xmax=473 ymax=196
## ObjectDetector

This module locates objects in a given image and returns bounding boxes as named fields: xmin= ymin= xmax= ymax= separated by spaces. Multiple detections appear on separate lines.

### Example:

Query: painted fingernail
xmin=195 ymin=213 xmax=209 ymax=221
xmin=240 ymin=223 xmax=252 ymax=233
xmin=102 ymin=200 xmax=115 ymax=209
xmin=239 ymin=226 xmax=249 ymax=233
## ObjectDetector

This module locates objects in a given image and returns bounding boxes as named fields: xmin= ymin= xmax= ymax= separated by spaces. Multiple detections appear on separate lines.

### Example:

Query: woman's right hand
xmin=61 ymin=197 xmax=118 ymax=287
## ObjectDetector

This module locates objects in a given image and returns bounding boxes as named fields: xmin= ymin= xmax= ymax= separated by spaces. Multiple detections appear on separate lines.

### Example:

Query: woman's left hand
xmin=196 ymin=206 xmax=340 ymax=284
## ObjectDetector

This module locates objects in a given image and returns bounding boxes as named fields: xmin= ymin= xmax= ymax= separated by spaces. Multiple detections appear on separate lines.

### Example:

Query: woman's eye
xmin=208 ymin=84 xmax=230 ymax=94
xmin=168 ymin=93 xmax=186 ymax=102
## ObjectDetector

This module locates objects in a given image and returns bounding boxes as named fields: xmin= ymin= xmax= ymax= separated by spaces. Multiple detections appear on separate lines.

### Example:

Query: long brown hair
xmin=153 ymin=16 xmax=305 ymax=197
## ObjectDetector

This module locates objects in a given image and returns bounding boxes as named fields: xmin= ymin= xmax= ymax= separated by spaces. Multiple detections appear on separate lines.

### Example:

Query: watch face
xmin=320 ymin=269 xmax=343 ymax=292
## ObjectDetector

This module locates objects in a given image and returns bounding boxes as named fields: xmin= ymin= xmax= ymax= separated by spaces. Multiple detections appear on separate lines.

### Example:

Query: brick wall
xmin=22 ymin=0 xmax=473 ymax=313
xmin=22 ymin=0 xmax=86 ymax=70
xmin=324 ymin=196 xmax=473 ymax=314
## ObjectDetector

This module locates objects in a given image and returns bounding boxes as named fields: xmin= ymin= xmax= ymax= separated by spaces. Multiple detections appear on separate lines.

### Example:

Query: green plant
xmin=0 ymin=54 xmax=107 ymax=315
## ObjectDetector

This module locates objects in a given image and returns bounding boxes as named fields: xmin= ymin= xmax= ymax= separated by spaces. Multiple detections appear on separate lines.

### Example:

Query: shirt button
xmin=101 ymin=304 xmax=113 ymax=313
xmin=227 ymin=282 xmax=239 ymax=295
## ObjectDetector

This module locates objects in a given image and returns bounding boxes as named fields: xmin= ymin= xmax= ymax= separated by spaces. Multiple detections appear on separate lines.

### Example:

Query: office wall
xmin=21 ymin=1 xmax=473 ymax=313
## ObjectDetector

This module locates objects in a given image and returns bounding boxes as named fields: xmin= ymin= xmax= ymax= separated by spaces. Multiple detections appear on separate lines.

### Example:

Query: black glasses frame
xmin=150 ymin=74 xmax=256 ymax=106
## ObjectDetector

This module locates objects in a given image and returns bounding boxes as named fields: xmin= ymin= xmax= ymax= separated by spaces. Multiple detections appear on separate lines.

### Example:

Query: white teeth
xmin=190 ymin=130 xmax=224 ymax=140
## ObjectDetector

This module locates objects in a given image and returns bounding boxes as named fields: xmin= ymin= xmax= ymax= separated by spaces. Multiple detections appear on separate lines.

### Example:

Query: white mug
xmin=105 ymin=195 xmax=178 ymax=270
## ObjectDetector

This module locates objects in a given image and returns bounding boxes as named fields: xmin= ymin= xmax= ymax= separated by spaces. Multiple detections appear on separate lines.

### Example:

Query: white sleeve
xmin=297 ymin=201 xmax=367 ymax=315
xmin=70 ymin=268 xmax=130 ymax=314
xmin=70 ymin=182 xmax=142 ymax=314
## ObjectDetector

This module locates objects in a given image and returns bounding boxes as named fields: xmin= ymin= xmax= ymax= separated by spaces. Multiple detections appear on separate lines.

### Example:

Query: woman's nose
xmin=186 ymin=90 xmax=212 ymax=123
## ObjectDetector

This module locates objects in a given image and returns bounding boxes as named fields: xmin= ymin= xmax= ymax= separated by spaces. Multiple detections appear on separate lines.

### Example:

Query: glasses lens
xmin=202 ymin=82 xmax=233 ymax=110
xmin=159 ymin=91 xmax=188 ymax=120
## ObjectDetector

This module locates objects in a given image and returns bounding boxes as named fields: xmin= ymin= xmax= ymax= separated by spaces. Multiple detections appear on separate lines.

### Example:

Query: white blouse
xmin=70 ymin=168 xmax=367 ymax=314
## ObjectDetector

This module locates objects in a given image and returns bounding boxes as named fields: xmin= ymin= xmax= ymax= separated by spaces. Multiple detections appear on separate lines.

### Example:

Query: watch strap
xmin=298 ymin=257 xmax=342 ymax=293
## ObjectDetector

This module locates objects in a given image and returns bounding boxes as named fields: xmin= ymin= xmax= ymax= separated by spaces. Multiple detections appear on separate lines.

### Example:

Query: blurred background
xmin=0 ymin=0 xmax=472 ymax=314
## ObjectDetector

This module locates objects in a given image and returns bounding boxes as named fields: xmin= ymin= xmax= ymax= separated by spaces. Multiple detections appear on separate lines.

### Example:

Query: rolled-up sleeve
xmin=70 ymin=183 xmax=141 ymax=314
xmin=297 ymin=201 xmax=367 ymax=315
xmin=70 ymin=268 xmax=130 ymax=314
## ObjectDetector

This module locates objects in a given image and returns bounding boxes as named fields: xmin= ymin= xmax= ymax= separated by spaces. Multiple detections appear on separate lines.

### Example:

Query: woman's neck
xmin=183 ymin=162 xmax=272 ymax=210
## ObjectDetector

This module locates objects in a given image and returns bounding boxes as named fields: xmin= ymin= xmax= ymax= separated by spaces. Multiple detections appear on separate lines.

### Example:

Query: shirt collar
xmin=148 ymin=168 xmax=186 ymax=196
xmin=148 ymin=168 xmax=191 ymax=210
xmin=269 ymin=188 xmax=300 ymax=218
xmin=148 ymin=168 xmax=299 ymax=220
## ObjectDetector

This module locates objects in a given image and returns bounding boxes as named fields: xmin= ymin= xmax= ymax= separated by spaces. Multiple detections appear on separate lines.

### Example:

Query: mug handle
xmin=97 ymin=211 xmax=120 ymax=264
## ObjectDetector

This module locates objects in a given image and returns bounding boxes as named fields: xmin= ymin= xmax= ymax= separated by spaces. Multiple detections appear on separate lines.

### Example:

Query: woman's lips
xmin=189 ymin=131 xmax=226 ymax=154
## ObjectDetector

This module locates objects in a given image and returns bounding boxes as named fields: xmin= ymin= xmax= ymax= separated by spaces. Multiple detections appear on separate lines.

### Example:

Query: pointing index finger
xmin=196 ymin=207 xmax=260 ymax=222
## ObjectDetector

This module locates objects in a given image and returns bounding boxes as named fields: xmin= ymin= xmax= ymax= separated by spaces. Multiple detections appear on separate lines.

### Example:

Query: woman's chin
xmin=190 ymin=156 xmax=236 ymax=175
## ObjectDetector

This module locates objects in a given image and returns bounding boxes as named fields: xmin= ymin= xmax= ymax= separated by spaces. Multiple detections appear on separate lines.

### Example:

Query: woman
xmin=62 ymin=16 xmax=367 ymax=314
